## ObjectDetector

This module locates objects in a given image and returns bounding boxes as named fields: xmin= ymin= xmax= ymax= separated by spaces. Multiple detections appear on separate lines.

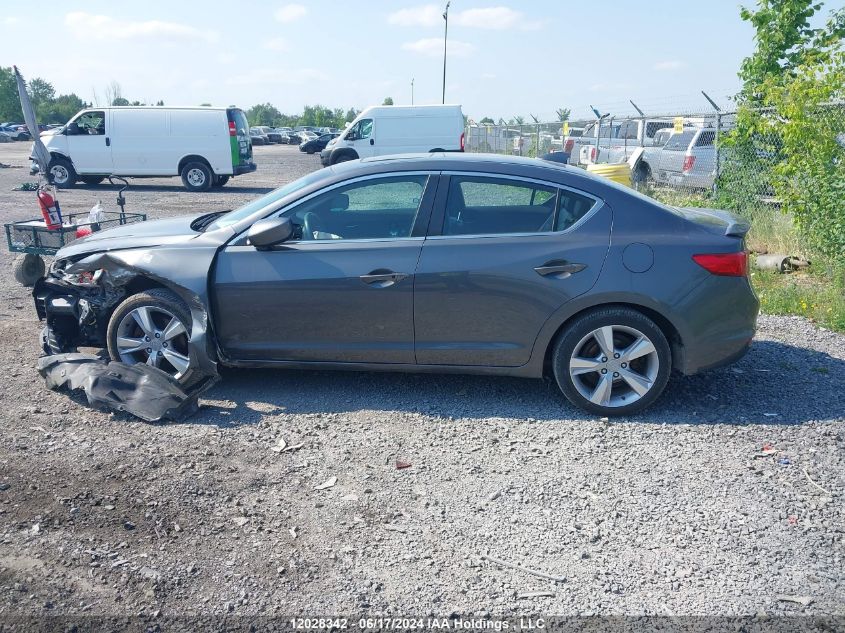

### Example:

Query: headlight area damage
xmin=33 ymin=249 xmax=220 ymax=422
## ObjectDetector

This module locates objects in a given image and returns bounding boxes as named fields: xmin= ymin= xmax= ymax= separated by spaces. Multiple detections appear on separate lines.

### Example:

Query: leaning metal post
xmin=702 ymin=91 xmax=722 ymax=193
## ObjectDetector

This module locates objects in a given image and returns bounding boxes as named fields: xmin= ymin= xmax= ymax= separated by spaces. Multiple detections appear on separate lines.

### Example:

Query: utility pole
xmin=442 ymin=1 xmax=450 ymax=104
xmin=411 ymin=78 xmax=414 ymax=105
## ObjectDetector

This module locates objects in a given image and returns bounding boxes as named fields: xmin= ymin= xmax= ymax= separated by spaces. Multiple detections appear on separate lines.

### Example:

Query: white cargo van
xmin=37 ymin=106 xmax=256 ymax=191
xmin=320 ymin=104 xmax=464 ymax=166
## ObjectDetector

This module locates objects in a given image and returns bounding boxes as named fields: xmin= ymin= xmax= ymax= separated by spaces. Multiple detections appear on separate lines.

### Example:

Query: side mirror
xmin=247 ymin=216 xmax=293 ymax=249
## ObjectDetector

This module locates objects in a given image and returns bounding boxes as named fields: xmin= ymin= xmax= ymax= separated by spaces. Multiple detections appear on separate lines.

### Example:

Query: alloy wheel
xmin=115 ymin=305 xmax=191 ymax=379
xmin=568 ymin=325 xmax=660 ymax=408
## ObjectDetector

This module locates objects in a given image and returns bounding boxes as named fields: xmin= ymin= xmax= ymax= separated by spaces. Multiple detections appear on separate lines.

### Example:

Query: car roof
xmin=325 ymin=152 xmax=614 ymax=191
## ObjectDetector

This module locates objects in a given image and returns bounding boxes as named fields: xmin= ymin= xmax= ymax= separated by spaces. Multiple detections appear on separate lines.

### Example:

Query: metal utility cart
xmin=5 ymin=176 xmax=146 ymax=286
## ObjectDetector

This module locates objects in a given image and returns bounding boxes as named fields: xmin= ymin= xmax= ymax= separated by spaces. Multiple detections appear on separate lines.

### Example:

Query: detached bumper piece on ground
xmin=37 ymin=353 xmax=208 ymax=422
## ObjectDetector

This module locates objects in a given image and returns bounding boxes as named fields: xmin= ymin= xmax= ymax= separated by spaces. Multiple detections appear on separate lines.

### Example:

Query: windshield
xmin=207 ymin=170 xmax=328 ymax=231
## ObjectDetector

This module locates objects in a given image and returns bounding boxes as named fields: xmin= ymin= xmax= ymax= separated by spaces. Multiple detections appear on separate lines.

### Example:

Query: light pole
xmin=442 ymin=1 xmax=450 ymax=104
xmin=411 ymin=78 xmax=414 ymax=105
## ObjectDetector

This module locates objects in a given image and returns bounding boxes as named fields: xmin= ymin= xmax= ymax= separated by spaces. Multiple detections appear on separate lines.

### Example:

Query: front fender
xmin=66 ymin=244 xmax=221 ymax=380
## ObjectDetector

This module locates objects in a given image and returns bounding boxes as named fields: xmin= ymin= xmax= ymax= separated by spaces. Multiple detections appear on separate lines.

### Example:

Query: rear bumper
xmin=233 ymin=162 xmax=257 ymax=176
xmin=675 ymin=276 xmax=759 ymax=375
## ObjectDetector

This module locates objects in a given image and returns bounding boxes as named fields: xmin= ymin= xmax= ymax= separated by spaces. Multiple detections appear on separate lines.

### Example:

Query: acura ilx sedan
xmin=34 ymin=154 xmax=758 ymax=416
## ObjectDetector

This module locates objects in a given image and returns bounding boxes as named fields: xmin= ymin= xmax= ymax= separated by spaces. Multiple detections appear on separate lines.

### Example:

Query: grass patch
xmin=751 ymin=265 xmax=845 ymax=332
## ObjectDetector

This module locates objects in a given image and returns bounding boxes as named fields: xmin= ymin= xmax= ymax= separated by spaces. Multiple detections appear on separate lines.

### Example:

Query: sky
xmin=2 ymin=1 xmax=844 ymax=121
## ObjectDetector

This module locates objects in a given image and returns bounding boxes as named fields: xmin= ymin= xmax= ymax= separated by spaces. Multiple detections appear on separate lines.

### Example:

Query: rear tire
xmin=80 ymin=176 xmax=105 ymax=185
xmin=47 ymin=157 xmax=76 ymax=188
xmin=551 ymin=307 xmax=671 ymax=416
xmin=213 ymin=175 xmax=230 ymax=187
xmin=180 ymin=161 xmax=213 ymax=192
xmin=13 ymin=254 xmax=45 ymax=286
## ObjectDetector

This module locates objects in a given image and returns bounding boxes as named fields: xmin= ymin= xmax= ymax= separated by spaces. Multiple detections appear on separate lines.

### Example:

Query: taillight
xmin=564 ymin=139 xmax=574 ymax=152
xmin=228 ymin=121 xmax=237 ymax=137
xmin=460 ymin=132 xmax=465 ymax=152
xmin=682 ymin=155 xmax=696 ymax=172
xmin=692 ymin=252 xmax=748 ymax=277
xmin=590 ymin=147 xmax=597 ymax=161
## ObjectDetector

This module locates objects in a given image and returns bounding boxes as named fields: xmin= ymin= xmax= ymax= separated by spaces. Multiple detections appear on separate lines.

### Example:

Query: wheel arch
xmin=538 ymin=299 xmax=685 ymax=378
xmin=331 ymin=148 xmax=359 ymax=164
xmin=177 ymin=154 xmax=213 ymax=175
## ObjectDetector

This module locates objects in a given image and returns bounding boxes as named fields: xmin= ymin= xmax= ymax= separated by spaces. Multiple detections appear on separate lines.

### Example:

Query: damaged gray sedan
xmin=34 ymin=153 xmax=758 ymax=416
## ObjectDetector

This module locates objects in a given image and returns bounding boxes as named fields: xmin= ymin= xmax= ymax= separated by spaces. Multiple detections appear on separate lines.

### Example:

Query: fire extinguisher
xmin=38 ymin=186 xmax=63 ymax=230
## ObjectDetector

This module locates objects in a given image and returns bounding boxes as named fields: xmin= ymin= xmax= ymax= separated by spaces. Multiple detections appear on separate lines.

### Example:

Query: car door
xmin=346 ymin=118 xmax=376 ymax=158
xmin=65 ymin=110 xmax=113 ymax=174
xmin=213 ymin=172 xmax=437 ymax=363
xmin=414 ymin=173 xmax=612 ymax=367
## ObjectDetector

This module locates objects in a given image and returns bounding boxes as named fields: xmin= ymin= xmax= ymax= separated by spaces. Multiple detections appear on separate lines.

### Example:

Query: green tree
xmin=28 ymin=78 xmax=55 ymax=109
xmin=382 ymin=96 xmax=394 ymax=105
xmin=345 ymin=107 xmax=360 ymax=122
xmin=39 ymin=93 xmax=87 ymax=123
xmin=0 ymin=66 xmax=23 ymax=121
xmin=739 ymin=1 xmax=845 ymax=100
xmin=246 ymin=102 xmax=282 ymax=126
xmin=113 ymin=97 xmax=130 ymax=106
xmin=555 ymin=107 xmax=571 ymax=122
xmin=479 ymin=117 xmax=495 ymax=124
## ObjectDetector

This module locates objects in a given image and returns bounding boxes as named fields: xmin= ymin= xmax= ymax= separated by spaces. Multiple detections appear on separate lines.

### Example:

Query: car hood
xmin=57 ymin=214 xmax=203 ymax=259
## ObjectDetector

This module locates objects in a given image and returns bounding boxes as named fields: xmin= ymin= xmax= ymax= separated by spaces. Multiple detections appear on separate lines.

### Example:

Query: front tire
xmin=106 ymin=289 xmax=195 ymax=384
xmin=331 ymin=152 xmax=356 ymax=165
xmin=552 ymin=307 xmax=671 ymax=416
xmin=47 ymin=157 xmax=76 ymax=188
xmin=180 ymin=161 xmax=213 ymax=192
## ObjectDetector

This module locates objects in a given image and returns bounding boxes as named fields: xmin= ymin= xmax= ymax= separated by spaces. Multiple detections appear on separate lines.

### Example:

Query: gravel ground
xmin=0 ymin=143 xmax=843 ymax=622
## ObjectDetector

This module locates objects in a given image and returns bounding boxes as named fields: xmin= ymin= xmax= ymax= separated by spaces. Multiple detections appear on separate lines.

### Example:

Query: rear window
xmin=664 ymin=131 xmax=695 ymax=150
xmin=228 ymin=109 xmax=249 ymax=135
xmin=695 ymin=130 xmax=716 ymax=147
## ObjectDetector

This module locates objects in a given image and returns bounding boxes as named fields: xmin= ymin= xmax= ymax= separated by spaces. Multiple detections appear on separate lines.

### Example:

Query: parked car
xmin=256 ymin=126 xmax=283 ymax=144
xmin=286 ymin=131 xmax=302 ymax=145
xmin=35 ymin=153 xmax=757 ymax=416
xmin=299 ymin=132 xmax=340 ymax=154
xmin=36 ymin=107 xmax=255 ymax=190
xmin=249 ymin=127 xmax=268 ymax=145
xmin=321 ymin=104 xmax=464 ymax=166
xmin=0 ymin=124 xmax=31 ymax=141
xmin=0 ymin=130 xmax=12 ymax=143
xmin=653 ymin=128 xmax=718 ymax=190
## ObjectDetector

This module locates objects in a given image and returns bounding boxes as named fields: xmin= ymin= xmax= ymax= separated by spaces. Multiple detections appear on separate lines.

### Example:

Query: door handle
xmin=360 ymin=270 xmax=408 ymax=287
xmin=105 ymin=137 xmax=110 ymax=147
xmin=534 ymin=261 xmax=587 ymax=278
xmin=369 ymin=138 xmax=374 ymax=145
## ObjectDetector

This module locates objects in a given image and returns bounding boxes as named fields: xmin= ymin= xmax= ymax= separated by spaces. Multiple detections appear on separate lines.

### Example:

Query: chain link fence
xmin=465 ymin=102 xmax=845 ymax=235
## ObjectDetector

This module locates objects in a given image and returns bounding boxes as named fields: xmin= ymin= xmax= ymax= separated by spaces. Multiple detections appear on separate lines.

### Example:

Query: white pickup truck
xmin=565 ymin=117 xmax=715 ymax=166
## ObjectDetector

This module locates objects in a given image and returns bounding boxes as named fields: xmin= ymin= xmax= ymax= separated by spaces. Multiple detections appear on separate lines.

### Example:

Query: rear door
xmin=414 ymin=173 xmax=612 ymax=367
xmin=226 ymin=108 xmax=252 ymax=170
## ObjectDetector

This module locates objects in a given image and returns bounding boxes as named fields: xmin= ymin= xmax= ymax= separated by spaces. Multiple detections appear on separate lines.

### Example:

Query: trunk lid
xmin=671 ymin=206 xmax=750 ymax=238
